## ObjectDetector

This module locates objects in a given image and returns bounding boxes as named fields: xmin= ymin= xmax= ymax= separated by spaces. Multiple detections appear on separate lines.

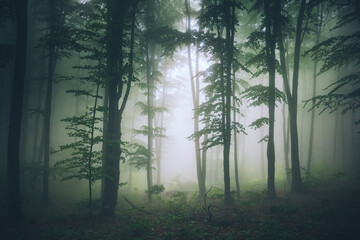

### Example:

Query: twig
xmin=124 ymin=197 xmax=153 ymax=215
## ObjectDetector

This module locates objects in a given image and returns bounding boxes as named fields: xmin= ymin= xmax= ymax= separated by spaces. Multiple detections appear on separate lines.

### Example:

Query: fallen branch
xmin=124 ymin=197 xmax=153 ymax=215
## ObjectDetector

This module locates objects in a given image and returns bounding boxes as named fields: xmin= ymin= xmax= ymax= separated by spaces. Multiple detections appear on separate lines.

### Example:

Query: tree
xmin=36 ymin=0 xmax=76 ymax=204
xmin=184 ymin=0 xmax=207 ymax=199
xmin=194 ymin=0 xmax=246 ymax=204
xmin=7 ymin=0 xmax=27 ymax=223
xmin=54 ymin=3 xmax=107 ymax=216
xmin=101 ymin=0 xmax=135 ymax=215
xmin=263 ymin=0 xmax=278 ymax=198
xmin=305 ymin=0 xmax=360 ymax=175
xmin=276 ymin=0 xmax=312 ymax=193
xmin=306 ymin=2 xmax=324 ymax=178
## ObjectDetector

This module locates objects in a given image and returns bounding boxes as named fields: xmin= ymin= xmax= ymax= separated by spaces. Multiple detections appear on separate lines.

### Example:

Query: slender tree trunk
xmin=156 ymin=77 xmax=166 ymax=185
xmin=185 ymin=0 xmax=206 ymax=198
xmin=282 ymin=105 xmax=290 ymax=184
xmin=232 ymin=70 xmax=240 ymax=199
xmin=7 ymin=0 xmax=27 ymax=223
xmin=307 ymin=4 xmax=323 ymax=178
xmin=289 ymin=0 xmax=306 ymax=193
xmin=42 ymin=0 xmax=56 ymax=205
xmin=31 ymin=59 xmax=45 ymax=164
xmin=276 ymin=0 xmax=306 ymax=193
xmin=146 ymin=41 xmax=153 ymax=202
xmin=87 ymin=65 xmax=101 ymax=217
xmin=222 ymin=0 xmax=235 ymax=205
xmin=260 ymin=79 xmax=266 ymax=181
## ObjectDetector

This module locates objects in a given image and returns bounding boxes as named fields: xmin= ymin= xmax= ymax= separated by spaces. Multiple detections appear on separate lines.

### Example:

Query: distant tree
xmin=35 ymin=0 xmax=77 ymax=204
xmin=306 ymin=2 xmax=324 ymax=178
xmin=7 ymin=0 xmax=27 ymax=223
xmin=184 ymin=0 xmax=208 ymax=199
xmin=276 ymin=0 xmax=311 ymax=193
xmin=306 ymin=0 xmax=360 ymax=126
xmin=194 ymin=0 xmax=247 ymax=204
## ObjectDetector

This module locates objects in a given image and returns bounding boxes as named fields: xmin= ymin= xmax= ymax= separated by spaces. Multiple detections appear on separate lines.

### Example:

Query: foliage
xmin=241 ymin=84 xmax=286 ymax=107
xmin=165 ymin=191 xmax=189 ymax=216
xmin=146 ymin=184 xmax=165 ymax=194
xmin=305 ymin=0 xmax=360 ymax=124
xmin=54 ymin=110 xmax=103 ymax=184
xmin=127 ymin=142 xmax=152 ymax=170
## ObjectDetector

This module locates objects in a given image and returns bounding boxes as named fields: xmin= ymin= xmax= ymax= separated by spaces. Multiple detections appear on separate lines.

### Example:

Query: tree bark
xmin=289 ymin=0 xmax=306 ymax=193
xmin=307 ymin=3 xmax=323 ymax=178
xmin=42 ymin=0 xmax=56 ymax=205
xmin=264 ymin=0 xmax=277 ymax=198
xmin=185 ymin=0 xmax=206 ymax=199
xmin=223 ymin=0 xmax=235 ymax=204
xmin=7 ymin=0 xmax=27 ymax=223
xmin=101 ymin=0 xmax=131 ymax=215
xmin=232 ymin=69 xmax=240 ymax=199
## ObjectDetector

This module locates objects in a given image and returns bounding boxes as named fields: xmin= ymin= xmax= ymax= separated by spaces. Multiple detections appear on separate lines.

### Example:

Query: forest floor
xmin=1 ymin=182 xmax=360 ymax=240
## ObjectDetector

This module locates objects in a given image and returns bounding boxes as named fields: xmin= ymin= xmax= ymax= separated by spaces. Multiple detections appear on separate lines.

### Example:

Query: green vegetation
xmin=1 ymin=182 xmax=359 ymax=240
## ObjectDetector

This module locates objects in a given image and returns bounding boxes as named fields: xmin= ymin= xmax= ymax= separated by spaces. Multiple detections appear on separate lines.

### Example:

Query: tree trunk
xmin=307 ymin=3 xmax=323 ymax=178
xmin=7 ymin=0 xmax=27 ymax=223
xmin=101 ymin=0 xmax=128 ymax=215
xmin=232 ymin=70 xmax=240 ymax=199
xmin=282 ymin=105 xmax=290 ymax=184
xmin=185 ymin=0 xmax=206 ymax=199
xmin=42 ymin=0 xmax=56 ymax=205
xmin=146 ymin=41 xmax=154 ymax=202
xmin=223 ymin=0 xmax=235 ymax=204
xmin=276 ymin=0 xmax=306 ymax=193
xmin=289 ymin=0 xmax=306 ymax=193
xmin=264 ymin=0 xmax=277 ymax=198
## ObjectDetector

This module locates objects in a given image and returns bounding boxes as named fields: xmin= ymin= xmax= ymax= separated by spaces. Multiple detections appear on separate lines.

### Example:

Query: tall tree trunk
xmin=264 ymin=0 xmax=277 ymax=198
xmin=289 ymin=0 xmax=306 ymax=193
xmin=282 ymin=103 xmax=290 ymax=184
xmin=223 ymin=0 xmax=235 ymax=204
xmin=31 ymin=55 xmax=45 ymax=164
xmin=232 ymin=69 xmax=240 ymax=199
xmin=145 ymin=41 xmax=154 ymax=202
xmin=156 ymin=77 xmax=166 ymax=185
xmin=101 ymin=0 xmax=130 ymax=215
xmin=185 ymin=0 xmax=206 ymax=198
xmin=260 ymin=80 xmax=266 ymax=181
xmin=307 ymin=3 xmax=323 ymax=178
xmin=7 ymin=0 xmax=27 ymax=223
xmin=276 ymin=0 xmax=306 ymax=193
xmin=42 ymin=0 xmax=56 ymax=205
xmin=87 ymin=65 xmax=101 ymax=217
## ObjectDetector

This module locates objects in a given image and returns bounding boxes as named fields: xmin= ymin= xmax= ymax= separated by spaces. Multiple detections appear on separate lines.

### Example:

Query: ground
xmin=1 ymin=184 xmax=359 ymax=240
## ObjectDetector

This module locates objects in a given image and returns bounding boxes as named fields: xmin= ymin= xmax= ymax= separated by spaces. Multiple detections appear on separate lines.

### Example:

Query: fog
xmin=1 ymin=0 xmax=360 ymax=238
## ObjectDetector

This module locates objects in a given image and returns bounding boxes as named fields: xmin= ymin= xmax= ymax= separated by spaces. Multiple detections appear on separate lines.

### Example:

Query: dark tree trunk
xmin=264 ymin=0 xmax=278 ymax=198
xmin=7 ymin=0 xmax=27 ymax=223
xmin=276 ymin=0 xmax=306 ymax=193
xmin=101 ymin=0 xmax=123 ymax=215
xmin=101 ymin=0 xmax=134 ymax=215
xmin=42 ymin=0 xmax=56 ymax=205
xmin=289 ymin=0 xmax=306 ymax=193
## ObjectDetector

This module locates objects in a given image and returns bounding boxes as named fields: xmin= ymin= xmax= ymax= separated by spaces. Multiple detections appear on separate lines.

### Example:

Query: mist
xmin=1 ymin=0 xmax=360 ymax=239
